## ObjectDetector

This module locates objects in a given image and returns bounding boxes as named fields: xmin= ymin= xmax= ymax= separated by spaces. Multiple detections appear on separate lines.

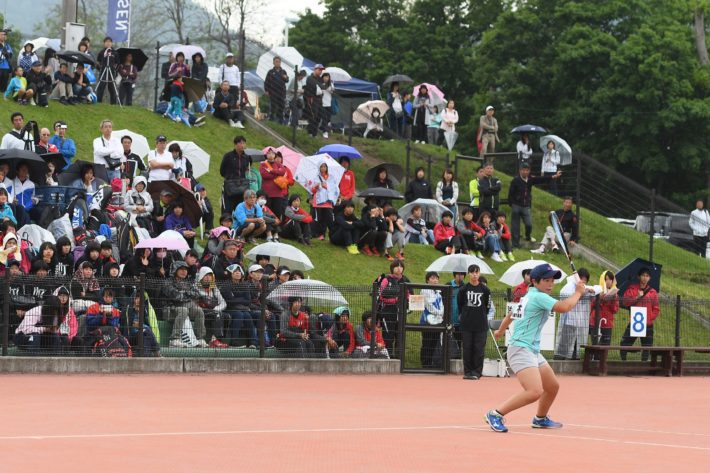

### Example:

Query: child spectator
xmin=427 ymin=105 xmax=442 ymax=145
xmin=85 ymin=288 xmax=122 ymax=331
xmin=496 ymin=212 xmax=514 ymax=261
xmin=4 ymin=67 xmax=27 ymax=103
xmin=477 ymin=211 xmax=504 ymax=262
xmin=282 ymin=195 xmax=313 ymax=245
xmin=512 ymin=269 xmax=531 ymax=302
xmin=405 ymin=205 xmax=434 ymax=244
xmin=256 ymin=190 xmax=281 ymax=242
xmin=456 ymin=207 xmax=485 ymax=257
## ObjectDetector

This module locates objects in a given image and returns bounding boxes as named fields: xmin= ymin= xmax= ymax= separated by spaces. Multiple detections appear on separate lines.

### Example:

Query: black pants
xmin=462 ymin=330 xmax=487 ymax=377
xmin=331 ymin=226 xmax=360 ymax=247
xmin=119 ymin=81 xmax=133 ymax=106
xmin=0 ymin=68 xmax=9 ymax=92
xmin=694 ymin=236 xmax=708 ymax=257
xmin=378 ymin=305 xmax=399 ymax=358
xmin=320 ymin=105 xmax=331 ymax=132
xmin=277 ymin=337 xmax=315 ymax=358
xmin=270 ymin=94 xmax=286 ymax=124
xmin=619 ymin=324 xmax=654 ymax=361
xmin=462 ymin=234 xmax=484 ymax=252
xmin=310 ymin=207 xmax=334 ymax=238
xmin=359 ymin=230 xmax=387 ymax=253
xmin=543 ymin=171 xmax=559 ymax=195
xmin=281 ymin=219 xmax=311 ymax=242
xmin=267 ymin=197 xmax=285 ymax=220
xmin=435 ymin=236 xmax=465 ymax=253
xmin=306 ymin=98 xmax=322 ymax=136
xmin=96 ymin=75 xmax=117 ymax=104
xmin=420 ymin=330 xmax=440 ymax=368
xmin=214 ymin=107 xmax=243 ymax=123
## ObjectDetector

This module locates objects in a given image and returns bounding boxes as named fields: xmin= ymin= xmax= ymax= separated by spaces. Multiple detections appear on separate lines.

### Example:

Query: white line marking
xmin=566 ymin=423 xmax=710 ymax=438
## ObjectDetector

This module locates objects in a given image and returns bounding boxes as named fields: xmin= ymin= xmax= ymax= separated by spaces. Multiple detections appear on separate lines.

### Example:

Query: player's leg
xmin=535 ymin=362 xmax=559 ymax=417
xmin=497 ymin=366 xmax=543 ymax=415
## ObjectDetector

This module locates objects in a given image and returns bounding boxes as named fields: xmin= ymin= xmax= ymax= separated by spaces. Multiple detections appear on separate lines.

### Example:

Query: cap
xmin=486 ymin=105 xmax=495 ymax=111
xmin=31 ymin=60 xmax=41 ymax=67
xmin=279 ymin=268 xmax=291 ymax=276
xmin=156 ymin=135 xmax=167 ymax=142
xmin=226 ymin=263 xmax=244 ymax=274
xmin=530 ymin=263 xmax=562 ymax=280
xmin=54 ymin=121 xmax=67 ymax=129
xmin=519 ymin=162 xmax=531 ymax=170
xmin=314 ymin=63 xmax=325 ymax=70
xmin=248 ymin=264 xmax=264 ymax=273
xmin=195 ymin=183 xmax=205 ymax=191
xmin=160 ymin=189 xmax=174 ymax=197
xmin=225 ymin=52 xmax=234 ymax=58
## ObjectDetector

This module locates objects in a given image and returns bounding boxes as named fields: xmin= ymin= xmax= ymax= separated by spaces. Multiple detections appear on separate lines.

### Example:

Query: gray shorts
xmin=507 ymin=345 xmax=548 ymax=374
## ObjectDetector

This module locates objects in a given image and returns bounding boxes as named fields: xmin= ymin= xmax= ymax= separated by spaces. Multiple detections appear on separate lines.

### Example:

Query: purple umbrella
xmin=317 ymin=144 xmax=362 ymax=160
xmin=134 ymin=234 xmax=189 ymax=251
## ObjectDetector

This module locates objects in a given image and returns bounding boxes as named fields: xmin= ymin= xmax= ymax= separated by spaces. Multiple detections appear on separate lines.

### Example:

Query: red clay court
xmin=1 ymin=373 xmax=708 ymax=472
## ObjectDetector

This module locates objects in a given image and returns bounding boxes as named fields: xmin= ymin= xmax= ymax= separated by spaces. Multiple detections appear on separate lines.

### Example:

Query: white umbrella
xmin=353 ymin=100 xmax=389 ymax=124
xmin=540 ymin=134 xmax=572 ymax=166
xmin=172 ymin=44 xmax=206 ymax=60
xmin=112 ymin=129 xmax=149 ymax=159
xmin=325 ymin=66 xmax=351 ymax=82
xmin=444 ymin=131 xmax=458 ymax=151
xmin=246 ymin=242 xmax=314 ymax=271
xmin=27 ymin=37 xmax=61 ymax=51
xmin=167 ymin=140 xmax=210 ymax=179
xmin=398 ymin=199 xmax=451 ymax=226
xmin=426 ymin=254 xmax=494 ymax=275
xmin=159 ymin=43 xmax=182 ymax=55
xmin=499 ymin=260 xmax=567 ymax=286
xmin=267 ymin=280 xmax=347 ymax=306
xmin=294 ymin=154 xmax=345 ymax=193
xmin=256 ymin=46 xmax=304 ymax=80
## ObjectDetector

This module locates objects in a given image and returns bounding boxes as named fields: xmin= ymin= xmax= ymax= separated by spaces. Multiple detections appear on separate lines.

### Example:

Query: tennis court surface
xmin=1 ymin=373 xmax=708 ymax=472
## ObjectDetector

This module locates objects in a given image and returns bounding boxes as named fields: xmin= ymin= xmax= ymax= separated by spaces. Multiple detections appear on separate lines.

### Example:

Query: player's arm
xmin=493 ymin=311 xmax=514 ymax=340
xmin=552 ymin=281 xmax=586 ymax=313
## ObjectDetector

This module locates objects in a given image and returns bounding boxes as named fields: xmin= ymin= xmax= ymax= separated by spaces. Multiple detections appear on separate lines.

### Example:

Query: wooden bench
xmin=582 ymin=345 xmax=687 ymax=377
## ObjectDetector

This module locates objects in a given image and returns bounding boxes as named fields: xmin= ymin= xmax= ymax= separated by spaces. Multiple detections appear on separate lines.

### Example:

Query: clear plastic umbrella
xmin=444 ymin=131 xmax=458 ymax=151
xmin=112 ymin=129 xmax=149 ymax=159
xmin=172 ymin=44 xmax=206 ymax=59
xmin=246 ymin=242 xmax=314 ymax=271
xmin=294 ymin=154 xmax=345 ymax=193
xmin=540 ymin=134 xmax=572 ymax=165
xmin=398 ymin=199 xmax=451 ymax=226
xmin=426 ymin=253 xmax=494 ymax=275
xmin=267 ymin=280 xmax=347 ymax=306
xmin=167 ymin=140 xmax=210 ymax=178
xmin=499 ymin=260 xmax=567 ymax=286
xmin=256 ymin=46 xmax=305 ymax=80
xmin=325 ymin=66 xmax=351 ymax=82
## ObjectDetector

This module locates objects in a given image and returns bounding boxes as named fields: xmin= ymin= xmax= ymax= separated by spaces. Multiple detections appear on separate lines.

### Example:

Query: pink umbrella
xmin=135 ymin=235 xmax=189 ymax=251
xmin=261 ymin=145 xmax=304 ymax=174
xmin=413 ymin=82 xmax=446 ymax=108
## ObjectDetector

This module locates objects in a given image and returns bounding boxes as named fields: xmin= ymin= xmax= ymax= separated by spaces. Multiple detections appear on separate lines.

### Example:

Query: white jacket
xmin=439 ymin=109 xmax=459 ymax=132
xmin=541 ymin=149 xmax=560 ymax=173
xmin=124 ymin=176 xmax=154 ymax=219
xmin=689 ymin=208 xmax=710 ymax=237
xmin=435 ymin=180 xmax=459 ymax=206
xmin=93 ymin=135 xmax=124 ymax=168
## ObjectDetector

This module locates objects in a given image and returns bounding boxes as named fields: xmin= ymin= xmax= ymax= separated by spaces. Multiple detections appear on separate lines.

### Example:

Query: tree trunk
xmin=694 ymin=7 xmax=709 ymax=65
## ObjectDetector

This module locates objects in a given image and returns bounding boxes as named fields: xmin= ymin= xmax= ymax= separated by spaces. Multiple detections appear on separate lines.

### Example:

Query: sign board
xmin=629 ymin=306 xmax=647 ymax=337
xmin=107 ymin=0 xmax=131 ymax=43
xmin=408 ymin=294 xmax=425 ymax=312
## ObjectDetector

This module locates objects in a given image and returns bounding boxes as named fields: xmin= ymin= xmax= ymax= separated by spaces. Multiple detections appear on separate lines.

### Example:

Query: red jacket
xmin=339 ymin=169 xmax=356 ymax=200
xmin=358 ymin=324 xmax=385 ymax=346
xmin=497 ymin=222 xmax=511 ymax=241
xmin=433 ymin=222 xmax=456 ymax=245
xmin=328 ymin=321 xmax=356 ymax=355
xmin=512 ymin=282 xmax=529 ymax=303
xmin=622 ymin=284 xmax=660 ymax=326
xmin=589 ymin=294 xmax=620 ymax=329
xmin=259 ymin=160 xmax=287 ymax=198
xmin=281 ymin=166 xmax=295 ymax=197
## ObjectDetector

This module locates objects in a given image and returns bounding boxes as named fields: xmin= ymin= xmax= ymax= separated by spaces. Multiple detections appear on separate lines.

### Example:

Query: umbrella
xmin=56 ymin=50 xmax=95 ymax=66
xmin=167 ymin=141 xmax=210 ymax=179
xmin=615 ymin=258 xmax=662 ymax=301
xmin=159 ymin=43 xmax=182 ymax=55
xmin=318 ymin=144 xmax=362 ymax=160
xmin=540 ymin=134 xmax=572 ymax=166
xmin=413 ymin=82 xmax=446 ymax=108
xmin=398 ymin=199 xmax=451 ymax=226
xmin=256 ymin=46 xmax=304 ymax=80
xmin=324 ymin=66 xmax=351 ymax=82
xmin=357 ymin=188 xmax=404 ymax=200
xmin=383 ymin=74 xmax=413 ymax=88
xmin=39 ymin=152 xmax=65 ymax=172
xmin=135 ymin=234 xmax=189 ymax=251
xmin=499 ymin=260 xmax=567 ymax=286
xmin=353 ymin=100 xmax=389 ymax=125
xmin=182 ymin=77 xmax=206 ymax=103
xmin=444 ymin=131 xmax=458 ymax=151
xmin=364 ymin=163 xmax=405 ymax=187
xmin=245 ymin=148 xmax=266 ymax=163
xmin=112 ymin=129 xmax=149 ymax=159
xmin=426 ymin=253 xmax=494 ymax=275
xmin=243 ymin=71 xmax=265 ymax=95
xmin=295 ymin=154 xmax=346 ymax=192
xmin=512 ymin=124 xmax=548 ymax=134
xmin=117 ymin=47 xmax=149 ymax=71
xmin=261 ymin=146 xmax=303 ymax=173
xmin=0 ymin=149 xmax=51 ymax=184
xmin=147 ymin=180 xmax=202 ymax=227
xmin=56 ymin=160 xmax=109 ymax=186
xmin=172 ymin=44 xmax=206 ymax=60
xmin=27 ymin=37 xmax=61 ymax=51
xmin=246 ymin=242 xmax=314 ymax=271
xmin=267 ymin=280 xmax=347 ymax=306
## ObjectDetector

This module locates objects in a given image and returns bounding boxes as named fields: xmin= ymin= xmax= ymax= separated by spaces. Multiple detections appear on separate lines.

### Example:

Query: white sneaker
xmin=235 ymin=121 xmax=245 ymax=129
xmin=530 ymin=237 xmax=537 ymax=243
xmin=322 ymin=132 xmax=329 ymax=139
xmin=491 ymin=253 xmax=503 ymax=262
xmin=169 ymin=339 xmax=188 ymax=348
xmin=531 ymin=246 xmax=545 ymax=254
xmin=266 ymin=235 xmax=273 ymax=242
xmin=197 ymin=340 xmax=209 ymax=348
xmin=229 ymin=119 xmax=237 ymax=128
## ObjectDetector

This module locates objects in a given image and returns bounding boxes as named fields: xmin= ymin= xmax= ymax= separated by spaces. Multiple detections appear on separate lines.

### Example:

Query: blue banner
xmin=106 ymin=0 xmax=131 ymax=43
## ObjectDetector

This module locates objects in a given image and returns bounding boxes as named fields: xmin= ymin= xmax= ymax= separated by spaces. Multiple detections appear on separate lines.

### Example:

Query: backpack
xmin=116 ymin=220 xmax=139 ymax=261
xmin=91 ymin=326 xmax=132 ymax=357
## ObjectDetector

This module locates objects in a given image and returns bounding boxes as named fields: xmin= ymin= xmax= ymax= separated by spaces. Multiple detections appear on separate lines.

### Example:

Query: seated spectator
xmin=383 ymin=207 xmax=406 ymax=261
xmin=354 ymin=311 xmax=389 ymax=358
xmin=75 ymin=240 xmax=102 ymax=272
xmin=338 ymin=157 xmax=355 ymax=201
xmin=433 ymin=210 xmax=464 ymax=254
xmin=196 ymin=184 xmax=214 ymax=237
xmin=363 ymin=108 xmax=384 ymax=139
xmin=246 ymin=264 xmax=276 ymax=346
xmin=456 ymin=207 xmax=484 ymax=257
xmin=70 ymin=260 xmax=101 ymax=313
xmin=213 ymin=239 xmax=242 ymax=281
xmin=25 ymin=60 xmax=51 ymax=107
xmin=35 ymin=241 xmax=57 ymax=276
xmin=477 ymin=211 xmax=504 ymax=262
xmin=124 ymin=294 xmax=161 ymax=357
xmin=54 ymin=287 xmax=78 ymax=353
xmin=589 ymin=270 xmax=619 ymax=347
xmin=152 ymin=189 xmax=175 ymax=234
xmin=35 ymin=127 xmax=58 ymax=155
xmin=12 ymin=163 xmax=36 ymax=213
xmin=125 ymin=175 xmax=153 ymax=230
xmin=202 ymin=226 xmax=232 ymax=263
xmin=183 ymin=249 xmax=200 ymax=279
xmin=85 ymin=288 xmax=121 ymax=332
xmin=532 ymin=197 xmax=579 ymax=255
xmin=53 ymin=62 xmax=75 ymax=105
xmin=195 ymin=267 xmax=229 ymax=349
xmin=495 ymin=211 xmax=514 ymax=261
xmin=72 ymin=63 xmax=93 ymax=102
xmin=220 ymin=263 xmax=257 ymax=348
xmin=213 ymin=79 xmax=244 ymax=128
xmin=162 ymin=261 xmax=207 ymax=348
xmin=358 ymin=205 xmax=387 ymax=256
xmin=256 ymin=190 xmax=281 ymax=242
xmin=325 ymin=306 xmax=356 ymax=358
xmin=4 ymin=66 xmax=27 ymax=103
xmin=405 ymin=204 xmax=434 ymax=244
xmin=282 ymin=195 xmax=313 ymax=245
xmin=30 ymin=260 xmax=55 ymax=304
xmin=331 ymin=200 xmax=363 ymax=254
xmin=0 ymin=188 xmax=16 ymax=225
xmin=233 ymin=189 xmax=266 ymax=243
xmin=54 ymin=236 xmax=73 ymax=278
xmin=512 ymin=269 xmax=531 ymax=302
xmin=150 ymin=248 xmax=173 ymax=279
xmin=122 ymin=248 xmax=155 ymax=279
xmin=276 ymin=296 xmax=315 ymax=357
xmin=71 ymin=163 xmax=102 ymax=193
xmin=14 ymin=295 xmax=62 ymax=355
xmin=436 ymin=169 xmax=459 ymax=220
xmin=165 ymin=201 xmax=197 ymax=248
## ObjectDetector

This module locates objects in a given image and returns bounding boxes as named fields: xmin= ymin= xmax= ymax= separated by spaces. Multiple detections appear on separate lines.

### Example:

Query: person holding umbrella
xmin=541 ymin=140 xmax=561 ymax=195
xmin=117 ymin=53 xmax=137 ymax=106
xmin=338 ymin=157 xmax=356 ymax=201
xmin=18 ymin=41 xmax=38 ymax=74
xmin=386 ymin=82 xmax=404 ymax=137
xmin=517 ymin=133 xmax=533 ymax=163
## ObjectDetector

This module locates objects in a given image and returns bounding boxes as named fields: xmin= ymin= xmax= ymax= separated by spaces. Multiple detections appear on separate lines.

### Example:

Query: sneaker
xmin=396 ymin=251 xmax=405 ymax=260
xmin=169 ymin=339 xmax=188 ymax=348
xmin=59 ymin=96 xmax=68 ymax=105
xmin=445 ymin=246 xmax=454 ymax=255
xmin=194 ymin=121 xmax=206 ymax=128
xmin=197 ymin=340 xmax=209 ymax=348
xmin=248 ymin=344 xmax=257 ymax=349
xmin=532 ymin=416 xmax=563 ymax=429
xmin=475 ymin=251 xmax=484 ymax=259
xmin=273 ymin=235 xmax=280 ymax=242
xmin=529 ymin=237 xmax=537 ymax=243
xmin=347 ymin=244 xmax=359 ymax=255
xmin=531 ymin=246 xmax=545 ymax=254
xmin=463 ymin=373 xmax=478 ymax=380
xmin=229 ymin=119 xmax=238 ymax=128
xmin=385 ymin=253 xmax=394 ymax=261
xmin=235 ymin=121 xmax=245 ymax=129
xmin=195 ymin=115 xmax=206 ymax=124
xmin=266 ymin=235 xmax=274 ymax=242
xmin=491 ymin=253 xmax=503 ymax=262
xmin=499 ymin=252 xmax=508 ymax=262
xmin=507 ymin=252 xmax=516 ymax=261
xmin=485 ymin=410 xmax=508 ymax=433
xmin=322 ymin=132 xmax=329 ymax=139
xmin=318 ymin=235 xmax=325 ymax=241
xmin=551 ymin=243 xmax=560 ymax=253
xmin=209 ymin=338 xmax=229 ymax=349
xmin=361 ymin=246 xmax=373 ymax=256
xmin=372 ymin=248 xmax=381 ymax=257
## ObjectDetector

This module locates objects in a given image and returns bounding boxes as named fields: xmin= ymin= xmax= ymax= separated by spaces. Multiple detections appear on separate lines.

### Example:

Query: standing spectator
xmin=213 ymin=80 xmax=244 ymax=128
xmin=93 ymin=119 xmax=123 ymax=182
xmin=190 ymin=52 xmax=208 ymax=82
xmin=117 ymin=53 xmax=137 ymax=106
xmin=0 ymin=29 xmax=14 ymax=92
xmin=95 ymin=37 xmax=117 ymax=105
xmin=218 ymin=52 xmax=240 ymax=97
xmin=319 ymin=72 xmax=335 ymax=138
xmin=589 ymin=270 xmax=619 ymax=346
xmin=168 ymin=52 xmax=190 ymax=80
xmin=449 ymin=271 xmax=466 ymax=351
xmin=689 ymin=198 xmax=710 ymax=258
xmin=512 ymin=269 xmax=531 ymax=302
xmin=386 ymin=82 xmax=404 ymax=137
xmin=121 ymin=135 xmax=146 ymax=181
xmin=309 ymin=162 xmax=339 ymax=241
xmin=478 ymin=105 xmax=499 ymax=157
xmin=440 ymin=99 xmax=459 ymax=136
xmin=456 ymin=207 xmax=485 ymax=257
xmin=412 ymin=85 xmax=431 ymax=144
xmin=435 ymin=169 xmax=459 ymax=220
xmin=375 ymin=260 xmax=410 ymax=357
xmin=426 ymin=105 xmax=442 ymax=145
xmin=264 ymin=56 xmax=289 ymax=124
xmin=402 ymin=92 xmax=414 ymax=139
xmin=619 ymin=268 xmax=660 ymax=361
xmin=282 ymin=195 xmax=313 ymax=245
xmin=405 ymin=167 xmax=433 ymax=203
xmin=331 ymin=200 xmax=362 ymax=253
xmin=496 ymin=212 xmax=514 ymax=261
xmin=233 ymin=189 xmax=266 ymax=243
xmin=50 ymin=121 xmax=76 ymax=169
xmin=304 ymin=64 xmax=325 ymax=138
xmin=4 ymin=66 xmax=27 ymax=103
xmin=458 ymin=264 xmax=491 ymax=380
xmin=288 ymin=69 xmax=307 ymax=126
xmin=220 ymin=135 xmax=251 ymax=213
xmin=479 ymin=162 xmax=502 ymax=216
xmin=420 ymin=271 xmax=444 ymax=368
xmin=338 ymin=157 xmax=356 ymax=201
xmin=541 ymin=140 xmax=561 ymax=195
xmin=532 ymin=197 xmax=579 ymax=254
xmin=147 ymin=135 xmax=174 ymax=183
xmin=433 ymin=211 xmax=464 ymax=254
xmin=18 ymin=41 xmax=38 ymax=73
xmin=508 ymin=163 xmax=561 ymax=248
xmin=469 ymin=166 xmax=484 ymax=217
xmin=517 ymin=133 xmax=533 ymax=163
xmin=259 ymin=148 xmax=287 ymax=219
xmin=554 ymin=268 xmax=597 ymax=360
xmin=169 ymin=142 xmax=193 ymax=182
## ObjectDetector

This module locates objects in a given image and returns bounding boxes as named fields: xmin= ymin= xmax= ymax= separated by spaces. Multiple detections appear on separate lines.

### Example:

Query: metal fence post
xmin=426 ymin=154 xmax=432 ymax=182
xmin=2 ymin=269 xmax=9 ymax=356
xmin=153 ymin=41 xmax=160 ymax=110
xmin=291 ymin=66 xmax=299 ymax=147
xmin=369 ymin=282 xmax=378 ymax=359
xmin=259 ymin=284 xmax=267 ymax=358
xmin=348 ymin=102 xmax=354 ymax=147
xmin=575 ymin=154 xmax=582 ymax=234
xmin=137 ymin=275 xmax=146 ymax=355
xmin=405 ymin=141 xmax=411 ymax=187
xmin=649 ymin=188 xmax=656 ymax=263
xmin=675 ymin=295 xmax=681 ymax=347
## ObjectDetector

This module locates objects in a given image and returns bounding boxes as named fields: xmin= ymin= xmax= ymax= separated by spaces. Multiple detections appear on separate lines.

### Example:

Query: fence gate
xmin=398 ymin=283 xmax=453 ymax=374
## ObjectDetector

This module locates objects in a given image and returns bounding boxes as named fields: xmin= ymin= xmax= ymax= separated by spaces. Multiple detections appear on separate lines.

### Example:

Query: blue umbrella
xmin=511 ymin=124 xmax=548 ymax=134
xmin=615 ymin=258 xmax=662 ymax=306
xmin=318 ymin=144 xmax=362 ymax=160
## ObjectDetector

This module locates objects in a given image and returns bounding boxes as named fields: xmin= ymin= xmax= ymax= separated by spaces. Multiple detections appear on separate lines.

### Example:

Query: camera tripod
xmin=97 ymin=52 xmax=122 ymax=107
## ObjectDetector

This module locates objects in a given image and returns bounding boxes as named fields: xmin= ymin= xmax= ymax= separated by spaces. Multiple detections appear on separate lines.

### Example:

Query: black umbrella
xmin=57 ymin=50 xmax=96 ymax=67
xmin=0 ymin=149 xmax=50 ymax=184
xmin=511 ymin=124 xmax=548 ymax=134
xmin=383 ymin=74 xmax=413 ymax=88
xmin=117 ymin=47 xmax=149 ymax=71
xmin=57 ymin=160 xmax=109 ymax=186
xmin=364 ymin=163 xmax=405 ymax=187
xmin=39 ymin=152 xmax=65 ymax=172
xmin=148 ymin=180 xmax=202 ymax=227
xmin=357 ymin=187 xmax=404 ymax=200
xmin=615 ymin=258 xmax=662 ymax=305
xmin=245 ymin=148 xmax=266 ymax=162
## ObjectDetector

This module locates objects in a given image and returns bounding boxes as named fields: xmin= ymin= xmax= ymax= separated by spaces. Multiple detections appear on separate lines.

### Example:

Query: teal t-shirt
xmin=509 ymin=287 xmax=556 ymax=354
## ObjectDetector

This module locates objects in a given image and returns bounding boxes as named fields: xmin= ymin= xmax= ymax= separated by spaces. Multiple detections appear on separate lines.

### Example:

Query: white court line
xmin=566 ymin=423 xmax=710 ymax=438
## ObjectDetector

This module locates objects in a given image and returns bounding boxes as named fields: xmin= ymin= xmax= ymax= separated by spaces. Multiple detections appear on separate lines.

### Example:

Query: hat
xmin=248 ymin=264 xmax=264 ymax=273
xmin=31 ymin=60 xmax=41 ymax=67
xmin=160 ymin=189 xmax=174 ymax=197
xmin=195 ymin=183 xmax=205 ymax=191
xmin=519 ymin=162 xmax=531 ymax=170
xmin=314 ymin=63 xmax=325 ymax=70
xmin=279 ymin=268 xmax=291 ymax=276
xmin=485 ymin=105 xmax=495 ymax=112
xmin=225 ymin=52 xmax=234 ymax=58
xmin=226 ymin=263 xmax=244 ymax=274
xmin=54 ymin=121 xmax=67 ymax=129
xmin=156 ymin=134 xmax=167 ymax=142
xmin=530 ymin=263 xmax=562 ymax=280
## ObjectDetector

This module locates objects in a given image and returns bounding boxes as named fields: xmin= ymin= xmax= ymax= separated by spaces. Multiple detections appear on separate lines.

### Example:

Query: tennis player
xmin=485 ymin=263 xmax=585 ymax=433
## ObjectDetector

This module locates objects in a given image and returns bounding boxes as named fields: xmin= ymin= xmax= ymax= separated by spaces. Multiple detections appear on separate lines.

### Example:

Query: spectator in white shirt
xmin=1 ymin=111 xmax=33 ymax=150
xmin=689 ymin=199 xmax=710 ymax=258
xmin=0 ymin=164 xmax=14 ymax=204
xmin=148 ymin=135 xmax=174 ymax=182
xmin=516 ymin=133 xmax=533 ymax=163
xmin=541 ymin=139 xmax=561 ymax=195
xmin=218 ymin=52 xmax=240 ymax=97
xmin=92 ymin=119 xmax=124 ymax=182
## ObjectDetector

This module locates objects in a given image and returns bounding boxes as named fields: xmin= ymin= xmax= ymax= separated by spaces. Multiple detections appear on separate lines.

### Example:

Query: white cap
xmin=248 ymin=264 xmax=264 ymax=273
xmin=486 ymin=105 xmax=495 ymax=112
xmin=225 ymin=52 xmax=234 ymax=58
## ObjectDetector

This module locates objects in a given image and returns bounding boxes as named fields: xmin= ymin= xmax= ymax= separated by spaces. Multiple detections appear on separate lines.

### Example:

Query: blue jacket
xmin=233 ymin=202 xmax=263 ymax=227
xmin=0 ymin=43 xmax=13 ymax=70
xmin=165 ymin=213 xmax=193 ymax=234
xmin=0 ymin=203 xmax=16 ymax=224
xmin=49 ymin=135 xmax=77 ymax=168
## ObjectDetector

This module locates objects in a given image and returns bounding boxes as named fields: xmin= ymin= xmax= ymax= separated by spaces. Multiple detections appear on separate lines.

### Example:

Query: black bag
xmin=104 ymin=155 xmax=122 ymax=170
xmin=91 ymin=326 xmax=132 ymax=357
xmin=224 ymin=178 xmax=249 ymax=198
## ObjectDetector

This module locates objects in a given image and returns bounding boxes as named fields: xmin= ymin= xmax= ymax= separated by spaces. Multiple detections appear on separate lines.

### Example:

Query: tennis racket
xmin=550 ymin=211 xmax=578 ymax=281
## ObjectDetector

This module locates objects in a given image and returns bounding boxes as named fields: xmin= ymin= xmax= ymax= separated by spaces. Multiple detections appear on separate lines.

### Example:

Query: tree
xmin=162 ymin=0 xmax=195 ymax=44
xmin=693 ymin=1 xmax=709 ymax=65
xmin=205 ymin=0 xmax=263 ymax=53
